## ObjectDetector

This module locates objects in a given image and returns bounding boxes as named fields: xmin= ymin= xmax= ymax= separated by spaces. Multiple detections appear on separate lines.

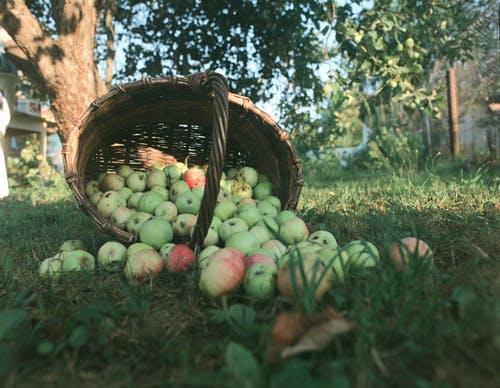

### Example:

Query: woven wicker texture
xmin=63 ymin=71 xmax=304 ymax=247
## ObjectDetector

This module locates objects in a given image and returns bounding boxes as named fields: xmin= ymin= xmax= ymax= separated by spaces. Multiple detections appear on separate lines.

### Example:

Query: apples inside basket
xmin=62 ymin=71 xmax=304 ymax=249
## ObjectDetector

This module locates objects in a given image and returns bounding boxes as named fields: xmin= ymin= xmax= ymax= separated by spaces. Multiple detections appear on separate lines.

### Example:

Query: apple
xmin=217 ymin=187 xmax=230 ymax=202
xmin=118 ymin=186 xmax=133 ymax=201
xmin=85 ymin=180 xmax=100 ymax=197
xmin=126 ymin=211 xmax=153 ymax=234
xmin=226 ymin=167 xmax=239 ymax=179
xmin=124 ymin=249 xmax=163 ymax=282
xmin=126 ymin=171 xmax=147 ymax=192
xmin=214 ymin=200 xmax=237 ymax=221
xmin=231 ymin=181 xmax=252 ymax=199
xmin=97 ymin=191 xmax=126 ymax=218
xmin=154 ymin=201 xmax=178 ymax=222
xmin=244 ymin=253 xmax=277 ymax=271
xmin=225 ymin=231 xmax=260 ymax=255
xmin=220 ymin=178 xmax=236 ymax=193
xmin=388 ymin=237 xmax=433 ymax=271
xmin=262 ymin=196 xmax=281 ymax=212
xmin=150 ymin=185 xmax=169 ymax=200
xmin=279 ymin=217 xmax=309 ymax=245
xmin=139 ymin=218 xmax=173 ymax=249
xmin=244 ymin=263 xmax=277 ymax=301
xmin=164 ymin=164 xmax=185 ymax=184
xmin=183 ymin=167 xmax=206 ymax=189
xmin=198 ymin=247 xmax=246 ymax=298
xmin=249 ymin=225 xmax=274 ymax=245
xmin=137 ymin=191 xmax=164 ymax=214
xmin=166 ymin=244 xmax=195 ymax=272
xmin=202 ymin=225 xmax=219 ymax=247
xmin=159 ymin=243 xmax=176 ymax=264
xmin=246 ymin=248 xmax=276 ymax=261
xmin=237 ymin=197 xmax=257 ymax=207
xmin=191 ymin=186 xmax=205 ymax=199
xmin=89 ymin=191 xmax=103 ymax=206
xmin=235 ymin=204 xmax=262 ymax=228
xmin=275 ymin=210 xmax=297 ymax=226
xmin=39 ymin=257 xmax=63 ymax=278
xmin=308 ymin=230 xmax=338 ymax=250
xmin=317 ymin=248 xmax=350 ymax=282
xmin=60 ymin=239 xmax=86 ymax=252
xmin=127 ymin=192 xmax=144 ymax=209
xmin=101 ymin=173 xmax=125 ymax=192
xmin=277 ymin=251 xmax=331 ymax=303
xmin=175 ymin=191 xmax=201 ymax=214
xmin=252 ymin=182 xmax=272 ymax=200
xmin=97 ymin=171 xmax=107 ymax=184
xmin=172 ymin=213 xmax=197 ymax=237
xmin=256 ymin=216 xmax=280 ymax=237
xmin=218 ymin=217 xmax=248 ymax=242
xmin=260 ymin=239 xmax=287 ymax=261
xmin=110 ymin=206 xmax=133 ymax=229
xmin=146 ymin=168 xmax=167 ymax=189
xmin=169 ymin=180 xmax=191 ymax=202
xmin=97 ymin=241 xmax=128 ymax=270
xmin=127 ymin=242 xmax=155 ymax=257
xmin=116 ymin=164 xmax=135 ymax=179
xmin=343 ymin=240 xmax=379 ymax=268
xmin=237 ymin=166 xmax=258 ymax=187
xmin=198 ymin=245 xmax=220 ymax=269
xmin=61 ymin=250 xmax=96 ymax=272
xmin=256 ymin=200 xmax=278 ymax=218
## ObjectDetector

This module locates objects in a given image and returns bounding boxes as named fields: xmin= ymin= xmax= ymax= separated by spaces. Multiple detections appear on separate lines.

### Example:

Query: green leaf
xmin=228 ymin=304 xmax=256 ymax=330
xmin=224 ymin=342 xmax=260 ymax=388
xmin=69 ymin=325 xmax=90 ymax=348
xmin=0 ymin=308 xmax=27 ymax=340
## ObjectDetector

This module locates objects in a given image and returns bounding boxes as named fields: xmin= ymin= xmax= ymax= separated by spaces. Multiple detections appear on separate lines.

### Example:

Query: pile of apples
xmin=39 ymin=161 xmax=433 ymax=304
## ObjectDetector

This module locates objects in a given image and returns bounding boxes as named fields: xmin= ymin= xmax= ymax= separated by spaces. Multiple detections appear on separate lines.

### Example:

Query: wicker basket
xmin=62 ymin=71 xmax=304 ymax=248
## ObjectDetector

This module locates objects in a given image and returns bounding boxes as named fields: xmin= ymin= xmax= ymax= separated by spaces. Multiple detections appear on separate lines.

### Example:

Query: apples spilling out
xmin=40 ymin=160 xmax=432 ymax=306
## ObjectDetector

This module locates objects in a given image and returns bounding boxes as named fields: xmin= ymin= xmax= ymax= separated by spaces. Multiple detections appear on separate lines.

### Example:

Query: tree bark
xmin=446 ymin=66 xmax=460 ymax=157
xmin=0 ymin=0 xmax=107 ymax=141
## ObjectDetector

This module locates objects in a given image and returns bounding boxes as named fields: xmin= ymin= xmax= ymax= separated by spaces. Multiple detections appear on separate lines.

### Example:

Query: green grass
xmin=0 ymin=160 xmax=499 ymax=387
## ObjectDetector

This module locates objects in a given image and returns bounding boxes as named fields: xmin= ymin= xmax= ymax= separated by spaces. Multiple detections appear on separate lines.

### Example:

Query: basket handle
xmin=187 ymin=71 xmax=229 ymax=251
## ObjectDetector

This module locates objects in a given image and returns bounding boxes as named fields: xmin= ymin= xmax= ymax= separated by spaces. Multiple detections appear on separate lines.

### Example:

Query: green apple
xmin=139 ymin=218 xmax=173 ymax=250
xmin=308 ymin=230 xmax=338 ymax=250
xmin=97 ymin=191 xmax=126 ymax=218
xmin=191 ymin=186 xmax=205 ymax=199
xmin=150 ymin=185 xmax=169 ymax=200
xmin=214 ymin=200 xmax=237 ymax=221
xmin=137 ymin=191 xmax=164 ymax=214
xmin=256 ymin=216 xmax=280 ymax=238
xmin=257 ymin=173 xmax=270 ymax=183
xmin=279 ymin=217 xmax=309 ymax=245
xmin=256 ymin=200 xmax=278 ymax=217
xmin=127 ymin=242 xmax=154 ymax=257
xmin=159 ymin=242 xmax=176 ymax=264
xmin=197 ymin=245 xmax=220 ymax=269
xmin=218 ymin=217 xmax=248 ymax=242
xmin=60 ymin=239 xmax=86 ymax=252
xmin=317 ymin=248 xmax=350 ymax=283
xmin=116 ymin=164 xmax=135 ymax=179
xmin=124 ymin=249 xmax=163 ymax=282
xmin=61 ymin=250 xmax=95 ymax=272
xmin=169 ymin=180 xmax=190 ymax=202
xmin=225 ymin=231 xmax=260 ymax=255
xmin=101 ymin=173 xmax=125 ymax=192
xmin=226 ymin=167 xmax=239 ymax=179
xmin=175 ymin=191 xmax=201 ymax=214
xmin=85 ymin=180 xmax=100 ymax=197
xmin=231 ymin=181 xmax=252 ymax=199
xmin=237 ymin=166 xmax=258 ymax=187
xmin=127 ymin=192 xmax=143 ymax=209
xmin=217 ymin=187 xmax=230 ymax=202
xmin=164 ymin=164 xmax=184 ymax=184
xmin=237 ymin=197 xmax=257 ymax=207
xmin=118 ymin=186 xmax=133 ymax=201
xmin=97 ymin=241 xmax=128 ymax=270
xmin=235 ymin=204 xmax=262 ymax=228
xmin=146 ymin=168 xmax=167 ymax=189
xmin=260 ymin=239 xmax=287 ymax=261
xmin=110 ymin=206 xmax=133 ymax=229
xmin=263 ymin=195 xmax=281 ymax=212
xmin=154 ymin=201 xmax=178 ymax=222
xmin=126 ymin=171 xmax=147 ymax=192
xmin=220 ymin=178 xmax=236 ymax=193
xmin=172 ymin=213 xmax=197 ymax=237
xmin=244 ymin=263 xmax=277 ymax=301
xmin=126 ymin=211 xmax=153 ymax=234
xmin=275 ymin=210 xmax=298 ymax=226
xmin=39 ymin=257 xmax=63 ymax=278
xmin=89 ymin=191 xmax=103 ymax=206
xmin=343 ymin=240 xmax=379 ymax=268
xmin=249 ymin=225 xmax=274 ymax=245
xmin=252 ymin=182 xmax=272 ymax=200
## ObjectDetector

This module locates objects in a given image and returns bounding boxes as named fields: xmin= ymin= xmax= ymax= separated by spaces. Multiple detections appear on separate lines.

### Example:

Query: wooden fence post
xmin=446 ymin=66 xmax=460 ymax=157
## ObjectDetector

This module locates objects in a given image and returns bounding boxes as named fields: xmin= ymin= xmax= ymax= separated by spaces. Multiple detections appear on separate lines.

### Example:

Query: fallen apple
xmin=124 ymin=249 xmax=163 ymax=282
xmin=139 ymin=218 xmax=174 ymax=249
xmin=97 ymin=241 xmax=128 ymax=270
xmin=388 ymin=237 xmax=433 ymax=271
xmin=166 ymin=244 xmax=195 ymax=272
xmin=61 ymin=250 xmax=96 ymax=272
xmin=244 ymin=263 xmax=277 ymax=301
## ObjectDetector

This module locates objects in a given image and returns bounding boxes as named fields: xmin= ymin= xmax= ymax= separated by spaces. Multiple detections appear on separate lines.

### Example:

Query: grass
xmin=0 ymin=159 xmax=499 ymax=387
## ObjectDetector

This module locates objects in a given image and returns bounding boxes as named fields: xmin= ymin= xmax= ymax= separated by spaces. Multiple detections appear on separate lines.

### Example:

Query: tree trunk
xmin=0 ymin=0 xmax=107 ymax=142
xmin=446 ymin=66 xmax=460 ymax=157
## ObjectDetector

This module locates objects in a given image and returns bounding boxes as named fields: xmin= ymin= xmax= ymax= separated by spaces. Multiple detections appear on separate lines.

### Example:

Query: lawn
xmin=0 ymin=159 xmax=499 ymax=387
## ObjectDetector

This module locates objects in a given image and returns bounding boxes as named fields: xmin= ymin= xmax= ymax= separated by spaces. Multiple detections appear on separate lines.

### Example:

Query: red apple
xmin=166 ymin=244 xmax=195 ymax=272
xmin=199 ymin=247 xmax=245 ymax=298
xmin=244 ymin=253 xmax=277 ymax=271
xmin=183 ymin=167 xmax=206 ymax=189
xmin=388 ymin=237 xmax=433 ymax=271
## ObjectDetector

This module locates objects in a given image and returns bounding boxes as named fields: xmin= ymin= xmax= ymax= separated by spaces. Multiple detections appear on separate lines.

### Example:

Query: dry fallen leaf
xmin=267 ymin=307 xmax=356 ymax=361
